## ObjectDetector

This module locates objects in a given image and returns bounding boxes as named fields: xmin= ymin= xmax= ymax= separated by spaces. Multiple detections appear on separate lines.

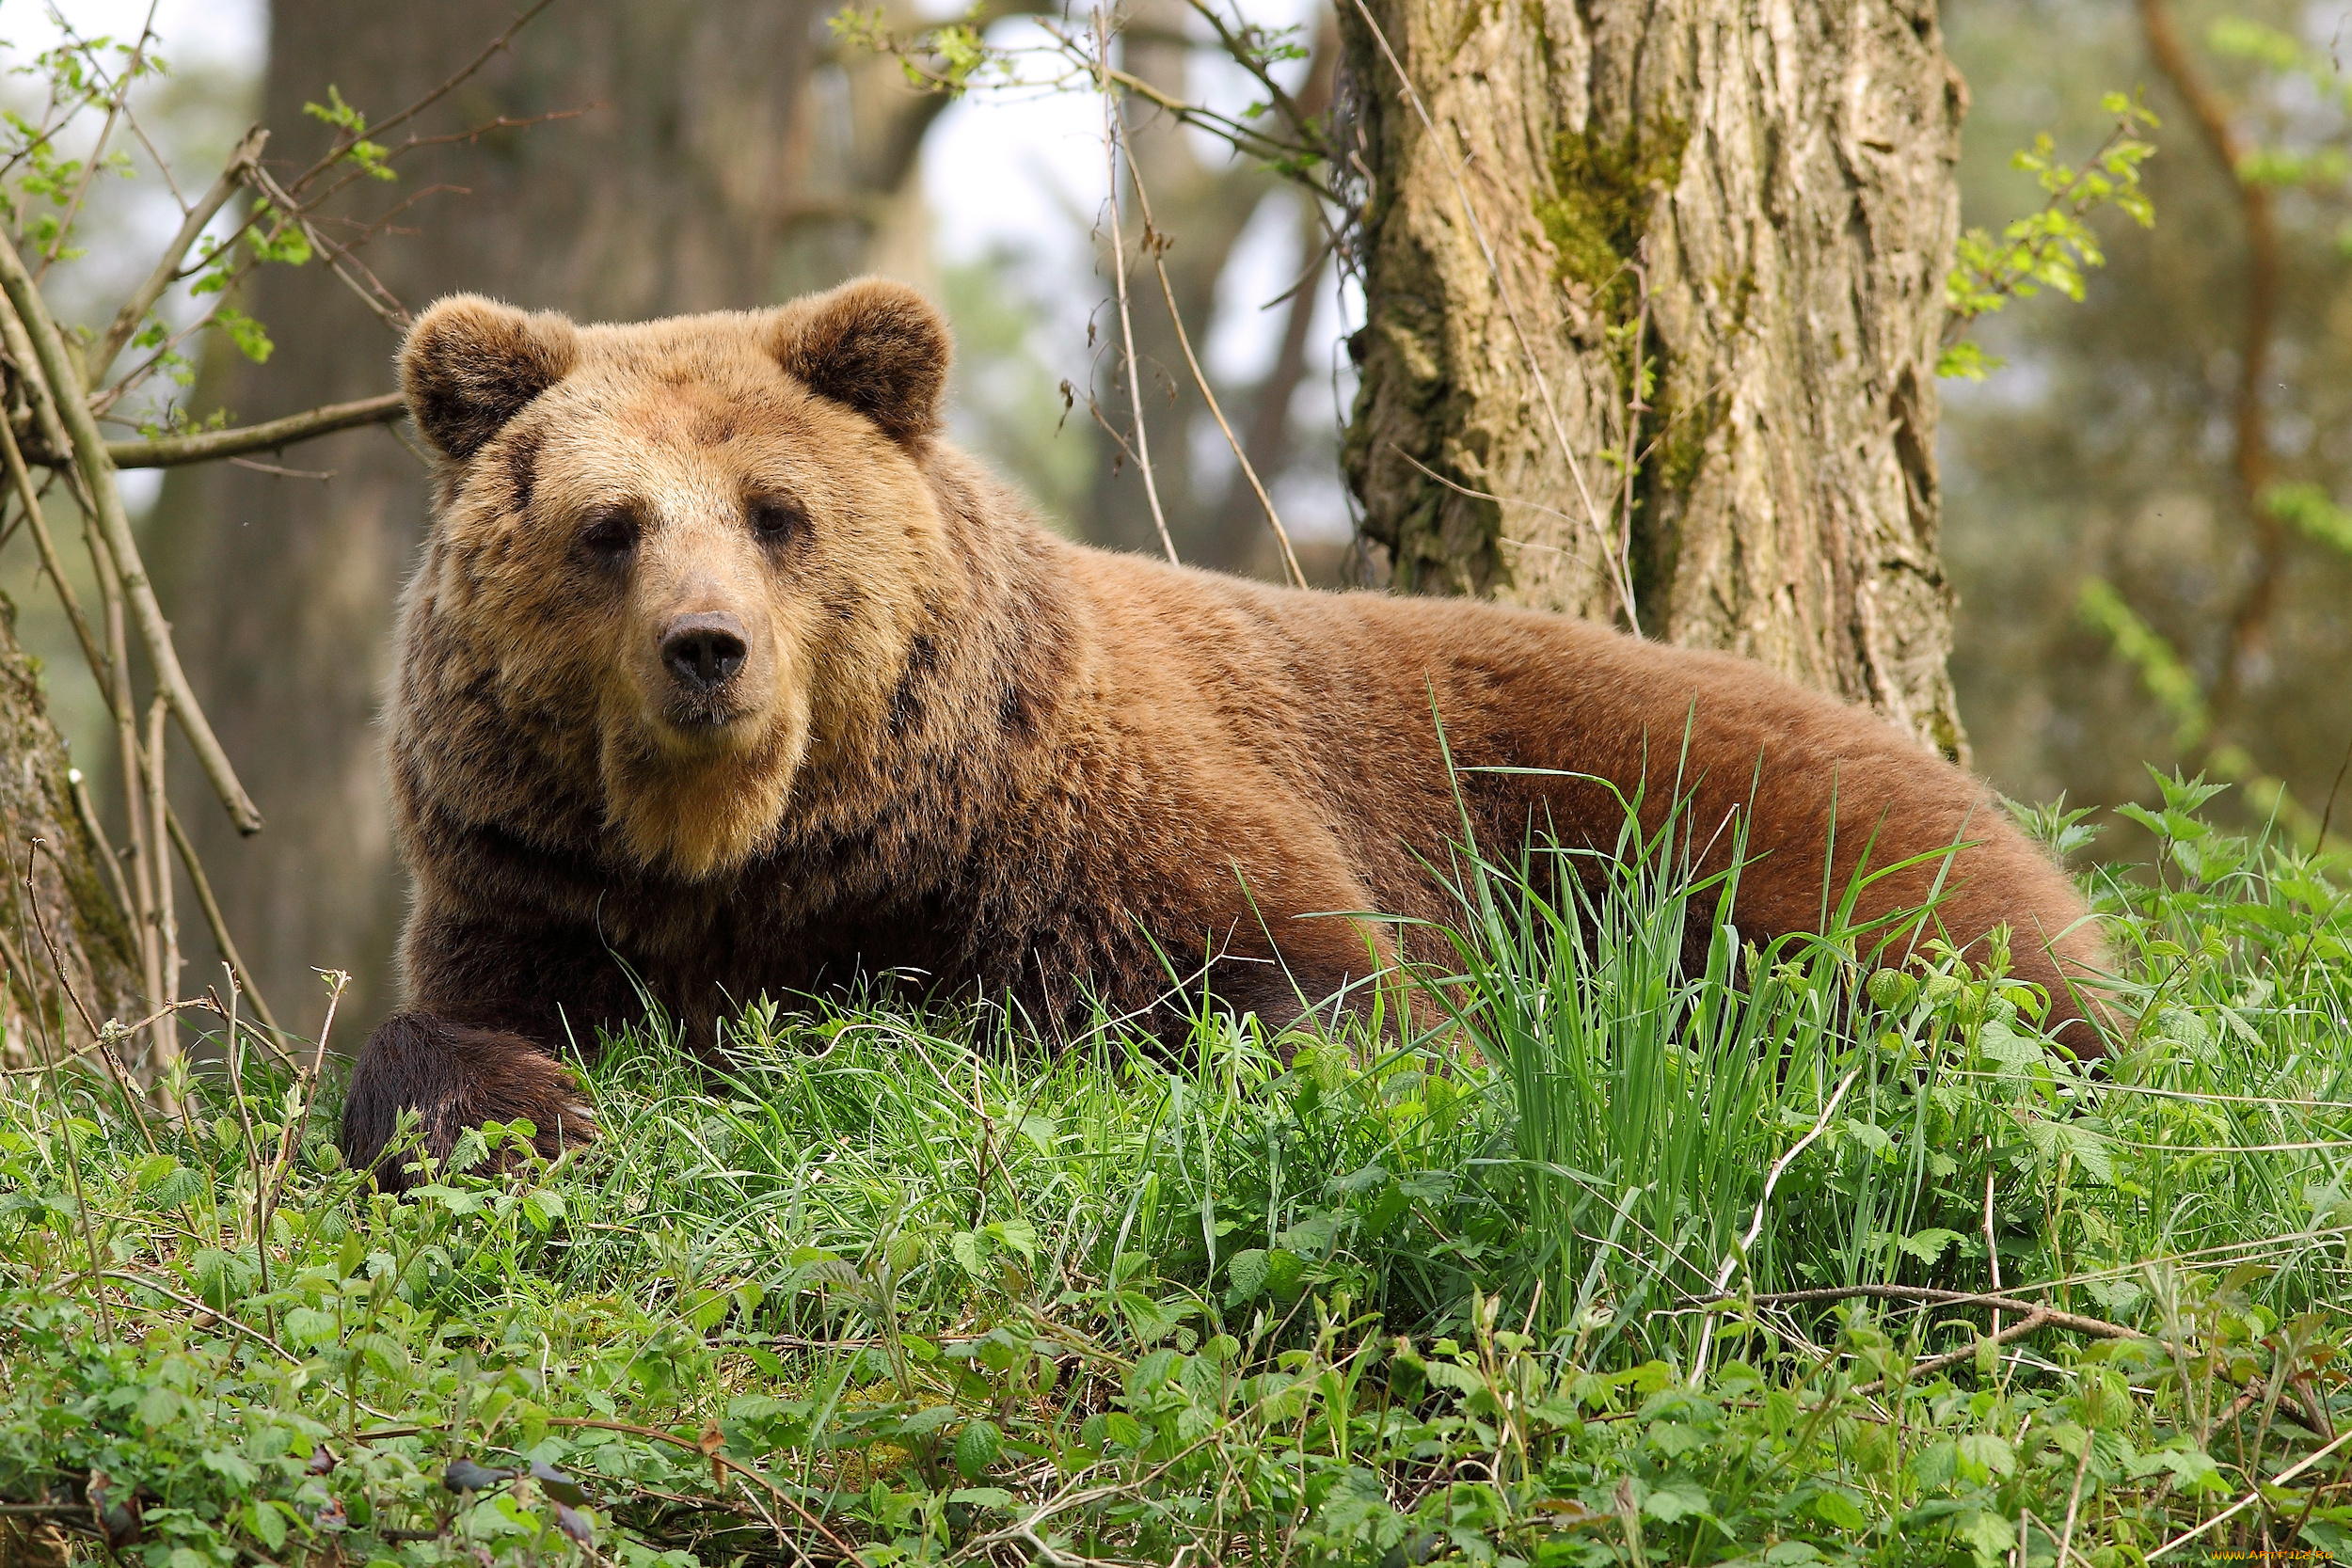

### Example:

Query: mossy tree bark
xmin=0 ymin=603 xmax=139 ymax=1068
xmin=1339 ymin=0 xmax=1971 ymax=757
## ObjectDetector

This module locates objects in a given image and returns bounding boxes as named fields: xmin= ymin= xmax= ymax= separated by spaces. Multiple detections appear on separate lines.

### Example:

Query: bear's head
xmin=397 ymin=277 xmax=957 ymax=881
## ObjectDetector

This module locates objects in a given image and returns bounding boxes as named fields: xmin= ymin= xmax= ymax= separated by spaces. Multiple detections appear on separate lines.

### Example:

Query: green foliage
xmin=2 ymin=790 xmax=2348 ymax=1563
xmin=2262 ymin=482 xmax=2352 ymax=557
xmin=2075 ymin=578 xmax=2210 ymax=749
xmin=302 ymin=87 xmax=396 ymax=182
xmin=1940 ymin=91 xmax=2159 ymax=379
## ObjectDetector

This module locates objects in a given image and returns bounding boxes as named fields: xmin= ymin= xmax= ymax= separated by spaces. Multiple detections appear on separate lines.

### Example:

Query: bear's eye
xmin=577 ymin=505 xmax=640 ymax=562
xmin=747 ymin=495 xmax=806 ymax=547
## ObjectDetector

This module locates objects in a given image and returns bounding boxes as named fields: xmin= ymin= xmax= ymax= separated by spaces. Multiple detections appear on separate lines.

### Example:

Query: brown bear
xmin=340 ymin=277 xmax=2106 ymax=1187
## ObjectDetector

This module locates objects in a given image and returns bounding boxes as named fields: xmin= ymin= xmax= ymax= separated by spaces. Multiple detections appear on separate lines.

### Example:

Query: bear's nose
xmin=660 ymin=613 xmax=748 ymax=693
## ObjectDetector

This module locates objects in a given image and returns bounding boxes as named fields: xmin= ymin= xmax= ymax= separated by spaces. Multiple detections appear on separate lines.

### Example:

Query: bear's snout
xmin=660 ymin=612 xmax=748 ymax=696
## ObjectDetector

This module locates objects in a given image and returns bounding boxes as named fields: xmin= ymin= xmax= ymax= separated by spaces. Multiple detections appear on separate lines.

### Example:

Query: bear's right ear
xmin=399 ymin=294 xmax=580 ymax=462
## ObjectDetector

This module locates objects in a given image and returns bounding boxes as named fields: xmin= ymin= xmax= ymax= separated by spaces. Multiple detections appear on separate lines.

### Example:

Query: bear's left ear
xmin=772 ymin=277 xmax=950 ymax=445
xmin=400 ymin=294 xmax=580 ymax=463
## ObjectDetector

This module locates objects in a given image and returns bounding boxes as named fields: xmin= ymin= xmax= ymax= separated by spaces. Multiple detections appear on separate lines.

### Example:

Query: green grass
xmin=2 ymin=769 xmax=2349 ymax=1567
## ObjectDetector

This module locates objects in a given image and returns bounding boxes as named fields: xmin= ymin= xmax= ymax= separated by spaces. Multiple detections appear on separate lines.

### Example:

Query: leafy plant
xmin=2 ymin=786 xmax=2346 ymax=1563
xmin=1940 ymin=90 xmax=2161 ymax=380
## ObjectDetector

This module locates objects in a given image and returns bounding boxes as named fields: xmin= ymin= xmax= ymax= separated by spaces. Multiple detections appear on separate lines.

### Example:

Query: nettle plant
xmin=0 ymin=8 xmax=563 ymax=1095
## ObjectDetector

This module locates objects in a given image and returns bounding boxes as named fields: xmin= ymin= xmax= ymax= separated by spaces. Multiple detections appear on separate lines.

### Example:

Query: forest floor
xmin=1 ymin=773 xmax=2348 ymax=1567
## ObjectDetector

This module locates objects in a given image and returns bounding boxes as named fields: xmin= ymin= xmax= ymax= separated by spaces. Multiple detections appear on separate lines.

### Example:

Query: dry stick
xmin=90 ymin=529 xmax=164 ymax=1092
xmin=2055 ymin=1424 xmax=2095 ymax=1568
xmin=2149 ymin=1424 xmax=2352 ymax=1561
xmin=87 ymin=126 xmax=269 ymax=389
xmin=106 ymin=391 xmax=406 ymax=469
xmin=1343 ymin=0 xmax=1638 ymax=632
xmin=1985 ymin=1167 xmax=2010 ymax=1390
xmin=147 ymin=699 xmax=181 ymax=1072
xmin=1692 ymin=1067 xmax=1861 ymax=1379
xmin=1727 ymin=1284 xmax=2149 ymax=1342
xmin=23 ymin=845 xmax=155 ymax=1150
xmin=1092 ymin=8 xmax=1177 ymax=566
xmin=0 ymin=405 xmax=108 ymax=682
xmin=0 ymin=227 xmax=262 ymax=833
xmin=164 ymin=805 xmax=279 ymax=1037
xmin=260 ymin=971 xmax=346 ymax=1238
xmin=546 ymin=1418 xmax=868 ymax=1568
xmin=1120 ymin=153 xmax=1309 ymax=590
xmin=3 ymin=388 xmax=280 ymax=1037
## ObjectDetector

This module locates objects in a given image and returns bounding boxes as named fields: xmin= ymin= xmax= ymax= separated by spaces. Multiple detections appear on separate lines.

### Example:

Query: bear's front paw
xmin=342 ymin=1011 xmax=595 ymax=1192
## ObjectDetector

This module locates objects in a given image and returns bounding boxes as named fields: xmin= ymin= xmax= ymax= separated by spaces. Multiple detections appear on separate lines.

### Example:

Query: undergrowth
xmin=2 ymin=769 xmax=2349 ymax=1566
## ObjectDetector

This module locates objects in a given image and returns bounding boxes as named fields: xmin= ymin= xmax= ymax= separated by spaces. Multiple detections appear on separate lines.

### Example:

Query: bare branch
xmin=1095 ymin=10 xmax=1177 ymax=566
xmin=164 ymin=802 xmax=279 ymax=1037
xmin=285 ymin=0 xmax=561 ymax=198
xmin=105 ymin=391 xmax=405 ymax=468
xmin=0 ymin=228 xmax=263 ymax=834
xmin=1122 ymin=159 xmax=1307 ymax=588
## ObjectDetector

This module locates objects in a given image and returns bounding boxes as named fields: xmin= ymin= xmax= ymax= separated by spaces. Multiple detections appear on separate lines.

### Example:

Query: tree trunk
xmin=147 ymin=0 xmax=861 ymax=1037
xmin=1338 ymin=0 xmax=1970 ymax=758
xmin=0 ymin=602 xmax=138 ymax=1069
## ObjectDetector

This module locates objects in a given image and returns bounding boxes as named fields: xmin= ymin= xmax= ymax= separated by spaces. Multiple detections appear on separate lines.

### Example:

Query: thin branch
xmin=23 ymin=843 xmax=155 ymax=1147
xmin=0 ymin=228 xmax=263 ymax=833
xmin=546 ymin=1418 xmax=868 ymax=1567
xmin=1721 ymin=1283 xmax=2149 ymax=1341
xmin=2149 ymin=1424 xmax=2352 ymax=1560
xmin=1120 ymin=142 xmax=1307 ymax=587
xmin=87 ymin=126 xmax=269 ymax=389
xmin=284 ymin=0 xmax=562 ymax=198
xmin=164 ymin=799 xmax=279 ymax=1037
xmin=1094 ymin=9 xmax=1177 ymax=566
xmin=0 ymin=404 xmax=105 ymax=682
xmin=1692 ymin=1068 xmax=1860 ymax=1378
xmin=259 ymin=971 xmax=343 ymax=1236
xmin=68 ymin=768 xmax=136 ymax=935
xmin=33 ymin=4 xmax=155 ymax=283
xmin=102 ymin=392 xmax=406 ymax=467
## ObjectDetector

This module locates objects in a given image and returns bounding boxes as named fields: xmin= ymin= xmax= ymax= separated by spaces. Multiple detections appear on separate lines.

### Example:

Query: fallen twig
xmin=546 ymin=1418 xmax=868 ymax=1567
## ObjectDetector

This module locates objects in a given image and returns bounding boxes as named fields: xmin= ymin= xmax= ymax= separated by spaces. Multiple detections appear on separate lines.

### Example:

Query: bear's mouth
xmin=657 ymin=691 xmax=756 ymax=743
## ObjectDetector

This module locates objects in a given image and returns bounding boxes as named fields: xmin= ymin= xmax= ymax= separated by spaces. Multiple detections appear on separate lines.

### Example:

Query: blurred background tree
xmin=1944 ymin=0 xmax=2352 ymax=852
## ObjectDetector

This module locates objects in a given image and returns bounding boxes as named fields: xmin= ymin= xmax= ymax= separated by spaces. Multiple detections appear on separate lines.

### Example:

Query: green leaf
xmin=246 ymin=1500 xmax=286 ymax=1552
xmin=952 ymin=1418 xmax=1001 ymax=1481
xmin=1644 ymin=1481 xmax=1711 ymax=1524
xmin=213 ymin=306 xmax=274 ymax=364
xmin=1811 ymin=1488 xmax=1868 ymax=1531
xmin=1936 ymin=341 xmax=2002 ymax=380
xmin=1958 ymin=1510 xmax=2018 ymax=1567
xmin=985 ymin=1218 xmax=1038 ymax=1264
xmin=1957 ymin=1433 xmax=2016 ymax=1481
xmin=1226 ymin=1248 xmax=1269 ymax=1300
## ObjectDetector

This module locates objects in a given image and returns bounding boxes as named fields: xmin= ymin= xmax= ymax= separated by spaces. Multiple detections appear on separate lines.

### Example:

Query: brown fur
xmin=341 ymin=278 xmax=2107 ymax=1188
